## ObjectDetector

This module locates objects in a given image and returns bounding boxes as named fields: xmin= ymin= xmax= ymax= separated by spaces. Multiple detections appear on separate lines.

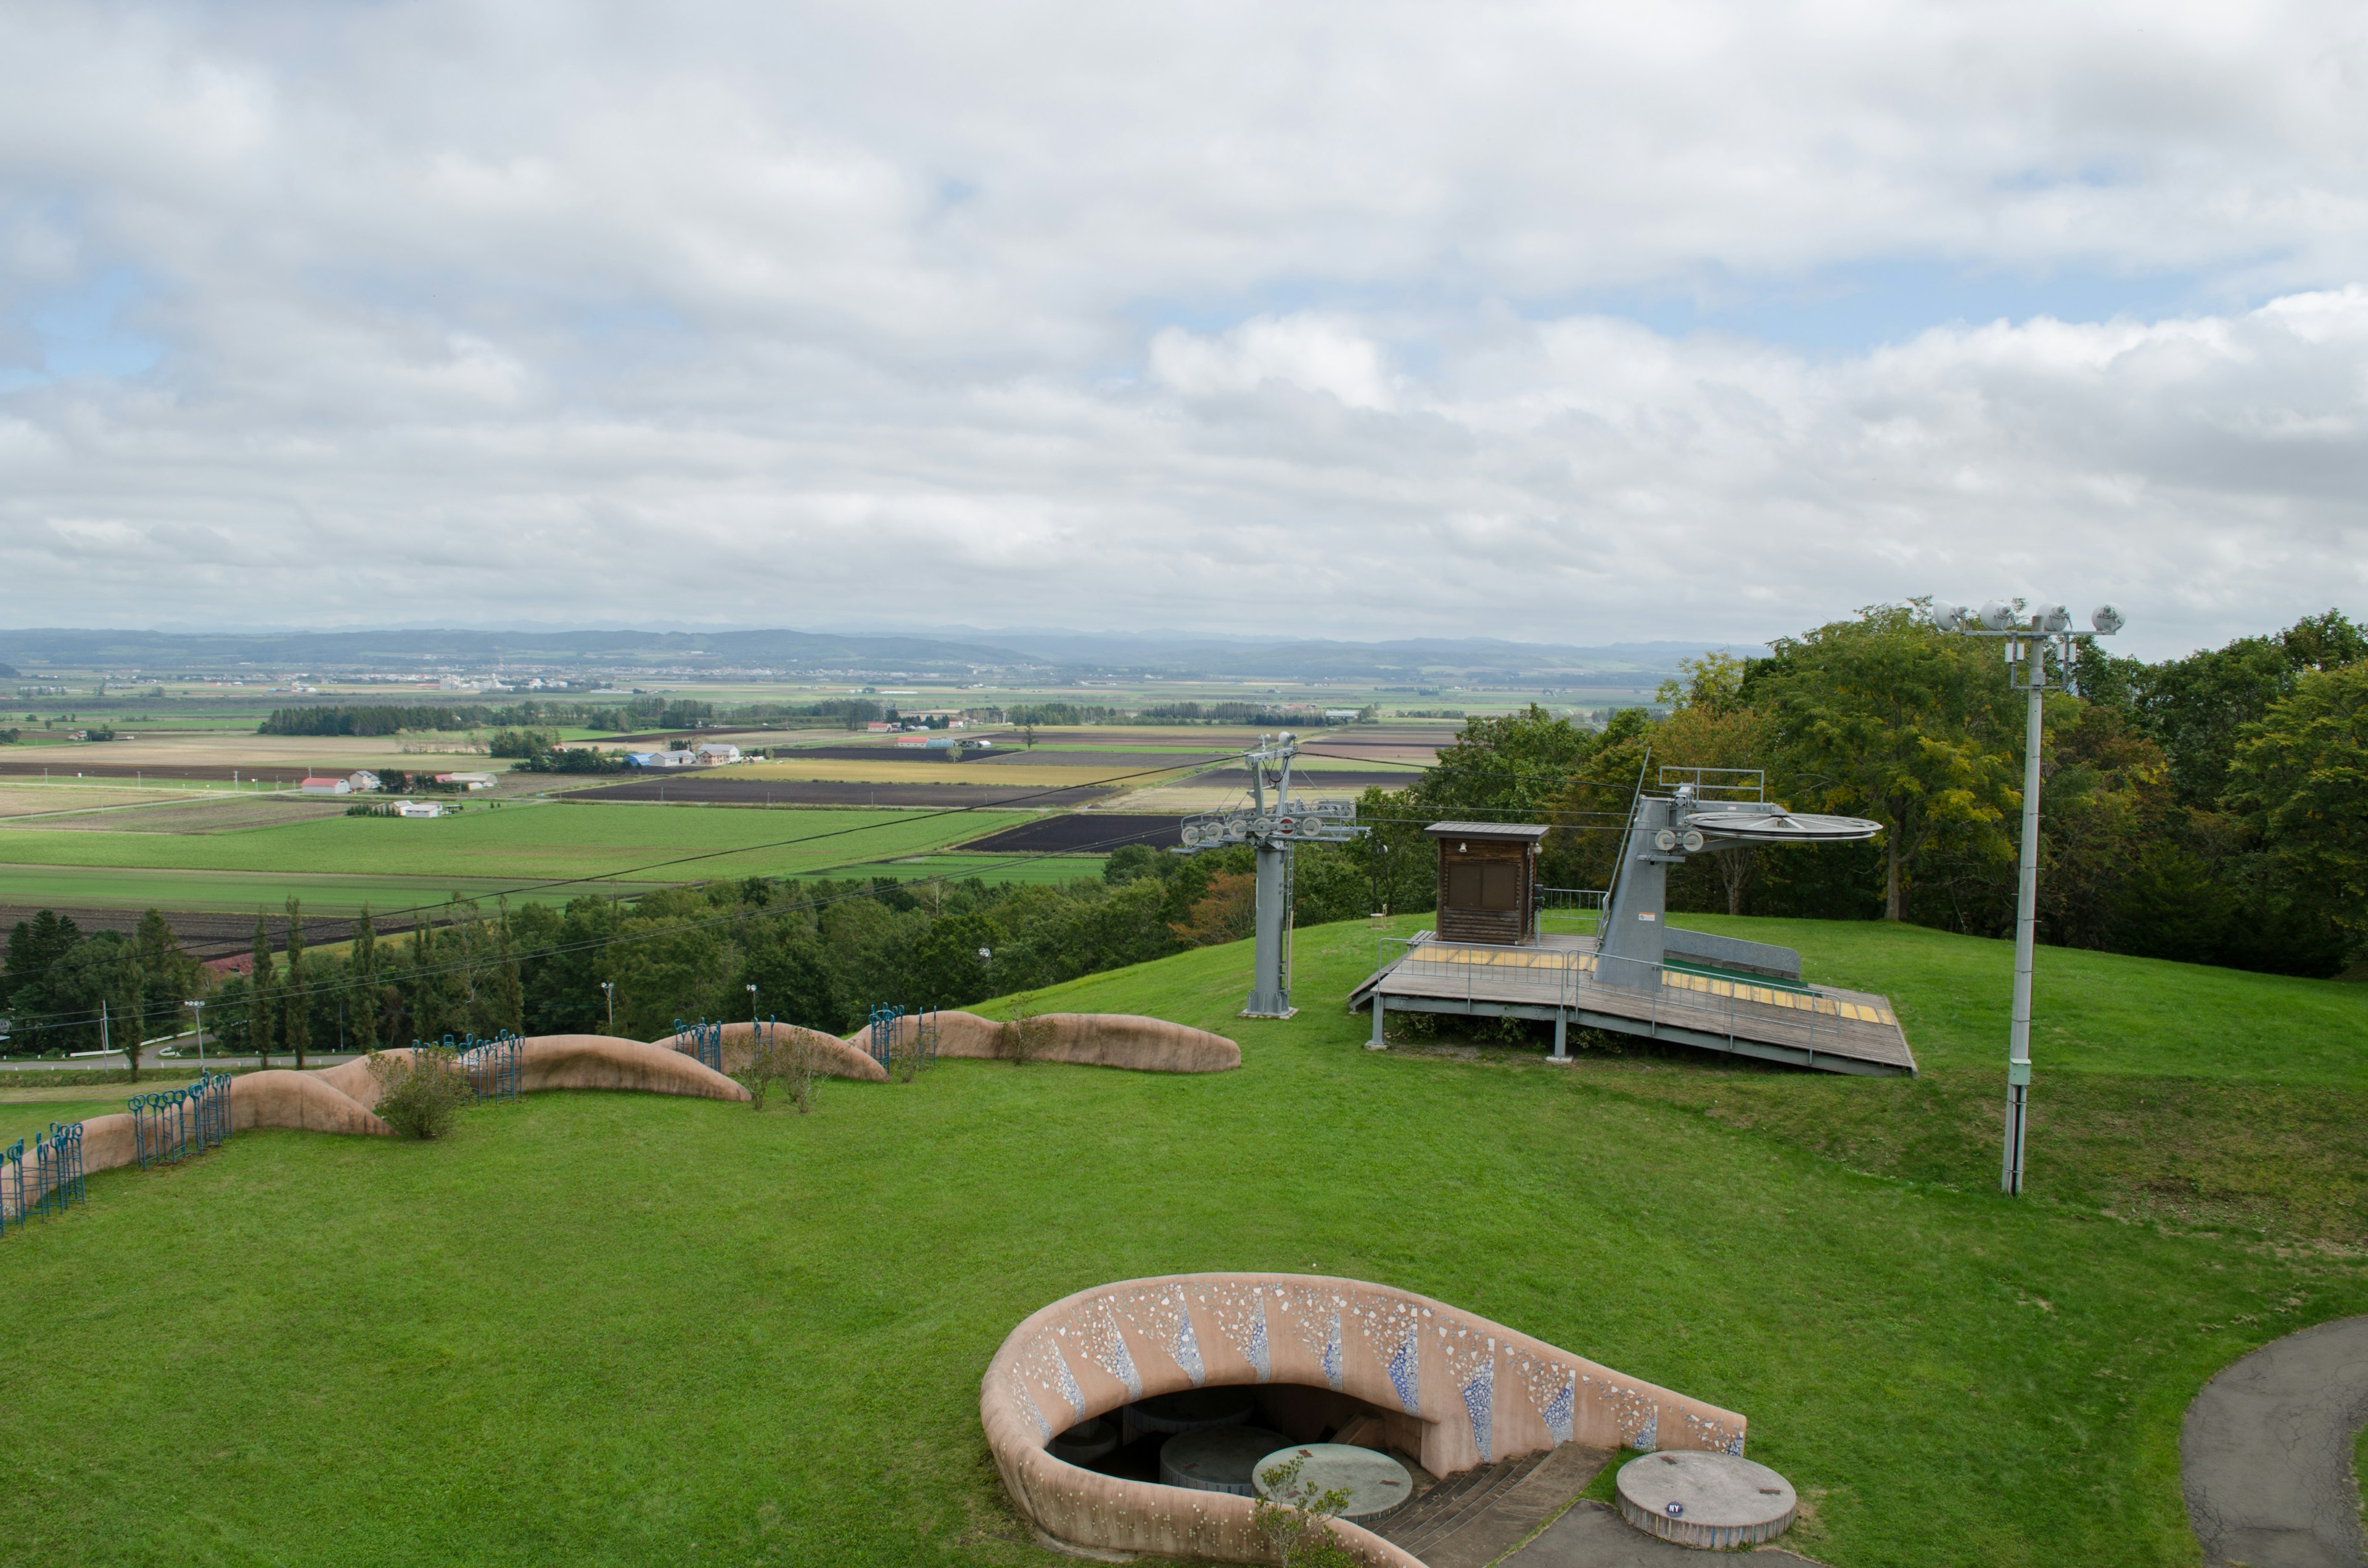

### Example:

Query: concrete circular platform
xmin=1158 ymin=1425 xmax=1290 ymax=1495
xmin=1251 ymin=1442 xmax=1415 ymax=1524
xmin=1048 ymin=1417 xmax=1117 ymax=1466
xmin=1128 ymin=1386 xmax=1256 ymax=1434
xmin=1615 ymin=1451 xmax=1796 ymax=1549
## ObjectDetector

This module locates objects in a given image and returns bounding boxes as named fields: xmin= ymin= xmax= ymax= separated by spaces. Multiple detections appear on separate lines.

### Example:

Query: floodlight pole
xmin=2002 ymin=635 xmax=2047 ymax=1197
xmin=1936 ymin=599 xmax=2121 ymax=1196
xmin=189 ymin=999 xmax=205 ymax=1066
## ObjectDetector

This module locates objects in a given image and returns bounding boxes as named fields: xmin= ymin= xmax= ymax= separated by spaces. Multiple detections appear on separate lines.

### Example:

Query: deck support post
xmin=1368 ymin=993 xmax=1386 ymax=1050
xmin=1551 ymin=1009 xmax=1568 ymax=1063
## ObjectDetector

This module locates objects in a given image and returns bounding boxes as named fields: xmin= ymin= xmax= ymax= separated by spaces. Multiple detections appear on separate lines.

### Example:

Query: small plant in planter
xmin=369 ymin=1046 xmax=473 ymax=1139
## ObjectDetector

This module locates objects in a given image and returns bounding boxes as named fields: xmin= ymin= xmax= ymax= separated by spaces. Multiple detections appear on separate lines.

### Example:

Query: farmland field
xmin=6 ymin=916 xmax=2366 ymax=1566
xmin=0 ymin=803 xmax=1033 ymax=886
xmin=0 ymin=864 xmax=676 ymax=917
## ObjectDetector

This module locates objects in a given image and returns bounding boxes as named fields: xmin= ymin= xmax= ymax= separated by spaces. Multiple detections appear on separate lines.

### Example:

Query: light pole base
xmin=2001 ymin=1081 xmax=2029 ymax=1196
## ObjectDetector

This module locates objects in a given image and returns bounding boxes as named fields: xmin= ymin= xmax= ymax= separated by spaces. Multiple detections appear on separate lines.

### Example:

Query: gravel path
xmin=2183 ymin=1316 xmax=2368 ymax=1567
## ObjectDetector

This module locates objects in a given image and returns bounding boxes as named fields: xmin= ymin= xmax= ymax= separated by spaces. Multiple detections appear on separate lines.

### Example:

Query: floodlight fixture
xmin=1929 ymin=603 xmax=1968 ymax=633
xmin=1936 ymin=591 xmax=2124 ymax=1197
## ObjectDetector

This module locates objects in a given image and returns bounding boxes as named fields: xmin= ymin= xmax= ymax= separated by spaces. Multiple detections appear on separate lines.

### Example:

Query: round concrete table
xmin=1614 ymin=1450 xmax=1796 ymax=1548
xmin=1159 ymin=1426 xmax=1290 ymax=1495
xmin=1251 ymin=1442 xmax=1415 ymax=1524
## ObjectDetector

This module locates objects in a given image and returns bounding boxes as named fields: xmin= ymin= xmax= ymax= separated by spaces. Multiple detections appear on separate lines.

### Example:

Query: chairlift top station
xmin=1350 ymin=767 xmax=1918 ymax=1076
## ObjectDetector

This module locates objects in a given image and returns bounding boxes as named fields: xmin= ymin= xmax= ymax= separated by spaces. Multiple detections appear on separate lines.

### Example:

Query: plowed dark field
xmin=957 ymin=815 xmax=1186 ymax=853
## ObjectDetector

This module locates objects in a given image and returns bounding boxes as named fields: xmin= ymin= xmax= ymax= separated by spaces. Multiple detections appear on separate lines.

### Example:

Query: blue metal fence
xmin=456 ymin=1032 xmax=522 ymax=1102
xmin=33 ymin=1122 xmax=84 ymax=1220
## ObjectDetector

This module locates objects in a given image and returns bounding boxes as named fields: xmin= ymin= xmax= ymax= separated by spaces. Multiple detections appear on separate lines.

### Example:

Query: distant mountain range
xmin=0 ymin=626 xmax=1754 ymax=685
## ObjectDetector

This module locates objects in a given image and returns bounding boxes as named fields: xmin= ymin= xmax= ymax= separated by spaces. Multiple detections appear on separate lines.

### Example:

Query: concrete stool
xmin=1614 ymin=1450 xmax=1796 ymax=1548
xmin=1159 ymin=1426 xmax=1291 ymax=1495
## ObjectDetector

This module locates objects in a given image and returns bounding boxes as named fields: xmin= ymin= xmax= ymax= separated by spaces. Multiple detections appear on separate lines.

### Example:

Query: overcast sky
xmin=2 ymin=1 xmax=2364 ymax=659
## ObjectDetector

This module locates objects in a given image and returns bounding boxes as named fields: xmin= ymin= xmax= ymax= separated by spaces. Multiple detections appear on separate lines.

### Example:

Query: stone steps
xmin=1377 ymin=1444 xmax=1611 ymax=1568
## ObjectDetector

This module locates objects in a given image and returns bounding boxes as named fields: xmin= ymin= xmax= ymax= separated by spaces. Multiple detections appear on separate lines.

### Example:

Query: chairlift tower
xmin=1175 ymin=732 xmax=1368 ymax=1017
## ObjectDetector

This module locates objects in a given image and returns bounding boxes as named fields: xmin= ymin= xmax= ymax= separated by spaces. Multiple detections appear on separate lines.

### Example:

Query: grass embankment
xmin=0 ymin=804 xmax=1030 ymax=887
xmin=3 ymin=918 xmax=2362 ymax=1566
xmin=1520 ymin=914 xmax=2368 ymax=1241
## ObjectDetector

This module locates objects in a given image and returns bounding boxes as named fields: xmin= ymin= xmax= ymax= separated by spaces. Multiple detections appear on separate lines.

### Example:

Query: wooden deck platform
xmin=1350 ymin=932 xmax=1917 ymax=1077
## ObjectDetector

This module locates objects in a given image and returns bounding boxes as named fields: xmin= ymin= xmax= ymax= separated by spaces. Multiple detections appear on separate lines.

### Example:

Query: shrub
xmin=1251 ymin=1453 xmax=1355 ymax=1567
xmin=369 ymin=1047 xmax=473 ymax=1139
xmin=997 ymin=994 xmax=1048 ymax=1066
xmin=734 ymin=1028 xmax=819 ymax=1114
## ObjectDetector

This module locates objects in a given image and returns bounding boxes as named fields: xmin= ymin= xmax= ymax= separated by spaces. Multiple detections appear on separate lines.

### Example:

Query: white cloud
xmin=0 ymin=0 xmax=2362 ymax=656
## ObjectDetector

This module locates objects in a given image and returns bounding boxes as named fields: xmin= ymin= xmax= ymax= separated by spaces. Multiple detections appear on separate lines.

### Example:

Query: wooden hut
xmin=1424 ymin=822 xmax=1549 ymax=946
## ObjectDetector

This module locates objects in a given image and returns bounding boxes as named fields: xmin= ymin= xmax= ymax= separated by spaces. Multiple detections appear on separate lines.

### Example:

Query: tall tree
xmin=351 ymin=907 xmax=380 ymax=1055
xmin=249 ymin=914 xmax=277 ymax=1067
xmin=1752 ymin=604 xmax=2020 ymax=920
xmin=2227 ymin=662 xmax=2368 ymax=950
xmin=282 ymin=897 xmax=310 ymax=1069
xmin=2 ymin=909 xmax=83 ymax=1040
xmin=1655 ymin=654 xmax=1774 ymax=915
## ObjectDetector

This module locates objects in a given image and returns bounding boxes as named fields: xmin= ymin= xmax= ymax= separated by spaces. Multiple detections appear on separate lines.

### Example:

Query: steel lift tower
xmin=1175 ymin=732 xmax=1368 ymax=1017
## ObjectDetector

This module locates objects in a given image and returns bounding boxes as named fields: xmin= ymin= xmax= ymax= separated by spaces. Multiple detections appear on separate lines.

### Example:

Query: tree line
xmin=1346 ymin=603 xmax=2364 ymax=976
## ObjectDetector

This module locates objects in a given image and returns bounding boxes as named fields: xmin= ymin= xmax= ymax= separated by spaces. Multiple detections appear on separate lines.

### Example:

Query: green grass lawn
xmin=0 ymin=803 xmax=1031 ymax=888
xmin=5 ymin=917 xmax=2364 ymax=1566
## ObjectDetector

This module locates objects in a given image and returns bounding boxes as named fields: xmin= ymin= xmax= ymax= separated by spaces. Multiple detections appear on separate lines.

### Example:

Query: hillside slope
xmin=2 ymin=915 xmax=2361 ymax=1567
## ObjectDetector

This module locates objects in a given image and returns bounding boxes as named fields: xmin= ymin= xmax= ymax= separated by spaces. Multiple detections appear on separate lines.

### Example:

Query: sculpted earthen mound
xmin=651 ymin=1021 xmax=887 ymax=1083
xmin=318 ymin=1036 xmax=750 ymax=1109
xmin=7 ymin=1036 xmax=741 ymax=1219
xmin=10 ymin=1013 xmax=1224 ymax=1221
xmin=857 ymin=1011 xmax=1240 ymax=1073
xmin=983 ymin=1273 xmax=1748 ymax=1566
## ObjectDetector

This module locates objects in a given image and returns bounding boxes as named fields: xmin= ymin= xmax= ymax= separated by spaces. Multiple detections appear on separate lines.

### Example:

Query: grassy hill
xmin=4 ymin=915 xmax=2362 ymax=1566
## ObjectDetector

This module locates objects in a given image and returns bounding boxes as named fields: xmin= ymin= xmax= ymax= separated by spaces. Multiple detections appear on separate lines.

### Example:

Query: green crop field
xmin=801 ymin=852 xmax=1111 ymax=887
xmin=0 ymin=803 xmax=1032 ymax=890
xmin=6 ymin=916 xmax=2365 ymax=1566
xmin=0 ymin=864 xmax=680 ymax=916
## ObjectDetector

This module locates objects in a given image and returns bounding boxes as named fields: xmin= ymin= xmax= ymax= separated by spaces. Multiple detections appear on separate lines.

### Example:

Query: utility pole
xmin=601 ymin=981 xmax=615 ymax=1033
xmin=189 ymin=999 xmax=206 ymax=1066
xmin=1933 ymin=599 xmax=2123 ymax=1195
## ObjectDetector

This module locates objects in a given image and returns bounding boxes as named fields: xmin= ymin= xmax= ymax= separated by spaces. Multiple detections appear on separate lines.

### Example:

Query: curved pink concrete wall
xmin=857 ymin=1011 xmax=1240 ymax=1073
xmin=982 ymin=1273 xmax=1746 ymax=1565
xmin=652 ymin=1021 xmax=887 ymax=1083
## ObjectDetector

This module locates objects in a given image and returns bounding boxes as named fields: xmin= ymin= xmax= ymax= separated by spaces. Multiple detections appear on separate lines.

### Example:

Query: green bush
xmin=368 ymin=1048 xmax=473 ymax=1140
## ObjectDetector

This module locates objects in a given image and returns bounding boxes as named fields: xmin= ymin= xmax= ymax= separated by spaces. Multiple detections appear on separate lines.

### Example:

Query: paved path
xmin=2184 ymin=1316 xmax=2368 ymax=1567
xmin=1501 ymin=1500 xmax=1819 ymax=1566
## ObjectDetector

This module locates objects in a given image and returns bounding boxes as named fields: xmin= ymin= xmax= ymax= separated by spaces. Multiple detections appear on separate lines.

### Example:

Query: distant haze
xmin=2 ymin=3 xmax=2364 ymax=661
xmin=0 ymin=626 xmax=1744 ymax=685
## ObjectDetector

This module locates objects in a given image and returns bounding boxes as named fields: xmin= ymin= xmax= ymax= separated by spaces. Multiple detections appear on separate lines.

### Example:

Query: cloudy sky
xmin=2 ymin=1 xmax=2364 ymax=658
